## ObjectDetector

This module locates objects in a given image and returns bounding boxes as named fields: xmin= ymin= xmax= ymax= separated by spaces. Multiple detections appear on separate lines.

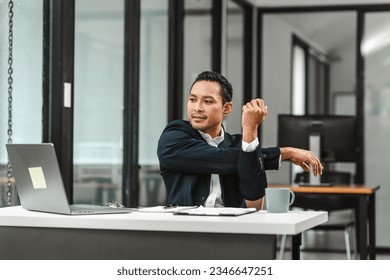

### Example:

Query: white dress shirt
xmin=198 ymin=129 xmax=259 ymax=208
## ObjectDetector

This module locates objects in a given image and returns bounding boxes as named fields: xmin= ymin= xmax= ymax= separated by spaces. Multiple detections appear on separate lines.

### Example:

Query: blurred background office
xmin=0 ymin=0 xmax=389 ymax=258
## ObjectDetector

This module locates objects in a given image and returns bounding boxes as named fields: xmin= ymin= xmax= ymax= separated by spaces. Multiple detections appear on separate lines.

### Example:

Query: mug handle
xmin=289 ymin=190 xmax=295 ymax=205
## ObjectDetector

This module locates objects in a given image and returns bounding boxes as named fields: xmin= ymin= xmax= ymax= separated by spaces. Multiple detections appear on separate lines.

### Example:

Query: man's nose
xmin=194 ymin=101 xmax=203 ymax=111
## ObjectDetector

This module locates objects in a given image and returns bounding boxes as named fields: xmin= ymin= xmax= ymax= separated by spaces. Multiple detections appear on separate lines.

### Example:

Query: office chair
xmin=279 ymin=171 xmax=357 ymax=260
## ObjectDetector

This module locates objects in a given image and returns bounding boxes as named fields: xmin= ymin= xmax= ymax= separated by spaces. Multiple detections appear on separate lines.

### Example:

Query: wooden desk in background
xmin=271 ymin=184 xmax=380 ymax=260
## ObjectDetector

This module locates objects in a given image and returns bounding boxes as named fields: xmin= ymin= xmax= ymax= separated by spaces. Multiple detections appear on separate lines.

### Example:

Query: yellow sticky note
xmin=28 ymin=167 xmax=47 ymax=189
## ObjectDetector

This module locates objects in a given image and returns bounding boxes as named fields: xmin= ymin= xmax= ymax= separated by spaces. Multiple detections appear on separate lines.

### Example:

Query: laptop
xmin=6 ymin=143 xmax=131 ymax=215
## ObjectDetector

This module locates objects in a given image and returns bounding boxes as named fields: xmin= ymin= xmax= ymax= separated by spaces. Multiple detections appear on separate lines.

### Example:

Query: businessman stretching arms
xmin=157 ymin=71 xmax=322 ymax=210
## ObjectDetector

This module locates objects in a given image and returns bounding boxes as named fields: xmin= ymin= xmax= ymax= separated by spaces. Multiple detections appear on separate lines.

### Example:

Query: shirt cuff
xmin=242 ymin=138 xmax=259 ymax=152
xmin=278 ymin=153 xmax=282 ymax=168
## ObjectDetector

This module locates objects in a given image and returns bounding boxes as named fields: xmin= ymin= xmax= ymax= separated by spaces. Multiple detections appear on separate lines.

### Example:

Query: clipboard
xmin=173 ymin=206 xmax=257 ymax=216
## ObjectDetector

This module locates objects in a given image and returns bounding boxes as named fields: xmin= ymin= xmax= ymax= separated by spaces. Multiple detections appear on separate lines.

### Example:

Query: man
xmin=157 ymin=71 xmax=322 ymax=210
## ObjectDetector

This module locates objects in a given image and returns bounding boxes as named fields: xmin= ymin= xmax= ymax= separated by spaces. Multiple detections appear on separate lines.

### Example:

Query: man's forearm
xmin=242 ymin=126 xmax=258 ymax=143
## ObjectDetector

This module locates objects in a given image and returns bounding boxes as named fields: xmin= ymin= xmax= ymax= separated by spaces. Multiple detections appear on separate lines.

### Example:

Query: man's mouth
xmin=191 ymin=115 xmax=207 ymax=120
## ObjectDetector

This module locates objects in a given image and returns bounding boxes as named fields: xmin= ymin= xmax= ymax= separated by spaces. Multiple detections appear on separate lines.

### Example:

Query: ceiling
xmin=247 ymin=0 xmax=390 ymax=7
xmin=273 ymin=12 xmax=356 ymax=53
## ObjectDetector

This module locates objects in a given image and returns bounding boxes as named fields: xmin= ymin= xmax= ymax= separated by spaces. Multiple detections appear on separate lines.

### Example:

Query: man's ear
xmin=223 ymin=102 xmax=232 ymax=116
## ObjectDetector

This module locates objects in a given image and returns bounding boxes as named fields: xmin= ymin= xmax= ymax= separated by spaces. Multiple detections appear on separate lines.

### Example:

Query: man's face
xmin=187 ymin=80 xmax=231 ymax=138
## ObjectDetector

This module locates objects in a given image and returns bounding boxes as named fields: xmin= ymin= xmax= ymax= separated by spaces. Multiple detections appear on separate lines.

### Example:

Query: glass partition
xmin=363 ymin=11 xmax=390 ymax=249
xmin=138 ymin=0 xmax=169 ymax=206
xmin=225 ymin=0 xmax=244 ymax=135
xmin=262 ymin=12 xmax=356 ymax=184
xmin=73 ymin=0 xmax=124 ymax=205
xmin=0 ymin=0 xmax=43 ymax=207
xmin=183 ymin=0 xmax=213 ymax=118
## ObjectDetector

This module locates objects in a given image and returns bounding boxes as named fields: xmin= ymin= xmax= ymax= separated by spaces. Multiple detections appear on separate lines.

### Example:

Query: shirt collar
xmin=198 ymin=128 xmax=225 ymax=146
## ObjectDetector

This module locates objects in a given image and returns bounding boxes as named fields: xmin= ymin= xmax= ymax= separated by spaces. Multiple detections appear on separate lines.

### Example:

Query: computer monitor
xmin=277 ymin=114 xmax=357 ymax=163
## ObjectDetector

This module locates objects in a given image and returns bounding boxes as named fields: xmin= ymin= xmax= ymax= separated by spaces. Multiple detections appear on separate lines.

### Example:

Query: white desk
xmin=0 ymin=206 xmax=327 ymax=260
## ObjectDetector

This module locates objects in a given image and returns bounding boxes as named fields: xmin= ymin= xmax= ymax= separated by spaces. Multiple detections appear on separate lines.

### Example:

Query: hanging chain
xmin=6 ymin=0 xmax=14 ymax=206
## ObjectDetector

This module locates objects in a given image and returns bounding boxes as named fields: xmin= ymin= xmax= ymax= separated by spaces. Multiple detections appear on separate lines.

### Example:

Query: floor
xmin=279 ymin=245 xmax=390 ymax=260
xmin=278 ymin=230 xmax=390 ymax=260
xmin=300 ymin=250 xmax=390 ymax=260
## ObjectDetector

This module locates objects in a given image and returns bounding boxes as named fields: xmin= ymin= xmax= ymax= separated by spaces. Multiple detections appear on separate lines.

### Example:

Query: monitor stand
xmin=296 ymin=133 xmax=332 ymax=187
xmin=309 ymin=133 xmax=321 ymax=185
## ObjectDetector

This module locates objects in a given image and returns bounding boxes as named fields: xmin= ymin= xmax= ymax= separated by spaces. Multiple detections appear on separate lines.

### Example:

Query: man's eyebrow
xmin=189 ymin=93 xmax=217 ymax=100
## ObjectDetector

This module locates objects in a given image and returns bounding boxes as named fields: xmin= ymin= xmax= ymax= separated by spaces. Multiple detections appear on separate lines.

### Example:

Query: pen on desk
xmin=163 ymin=204 xmax=179 ymax=209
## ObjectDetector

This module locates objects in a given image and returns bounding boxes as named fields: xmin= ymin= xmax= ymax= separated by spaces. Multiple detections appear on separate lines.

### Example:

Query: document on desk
xmin=138 ymin=206 xmax=197 ymax=213
xmin=174 ymin=206 xmax=257 ymax=216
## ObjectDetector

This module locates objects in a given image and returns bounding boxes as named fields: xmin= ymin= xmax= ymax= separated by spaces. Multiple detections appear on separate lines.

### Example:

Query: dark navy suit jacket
xmin=157 ymin=120 xmax=281 ymax=207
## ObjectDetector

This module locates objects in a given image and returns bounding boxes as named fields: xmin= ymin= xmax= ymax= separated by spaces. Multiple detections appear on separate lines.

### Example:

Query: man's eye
xmin=205 ymin=99 xmax=214 ymax=104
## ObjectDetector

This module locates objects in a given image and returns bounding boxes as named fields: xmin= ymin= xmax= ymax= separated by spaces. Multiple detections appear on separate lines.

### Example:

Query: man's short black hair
xmin=190 ymin=71 xmax=233 ymax=104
